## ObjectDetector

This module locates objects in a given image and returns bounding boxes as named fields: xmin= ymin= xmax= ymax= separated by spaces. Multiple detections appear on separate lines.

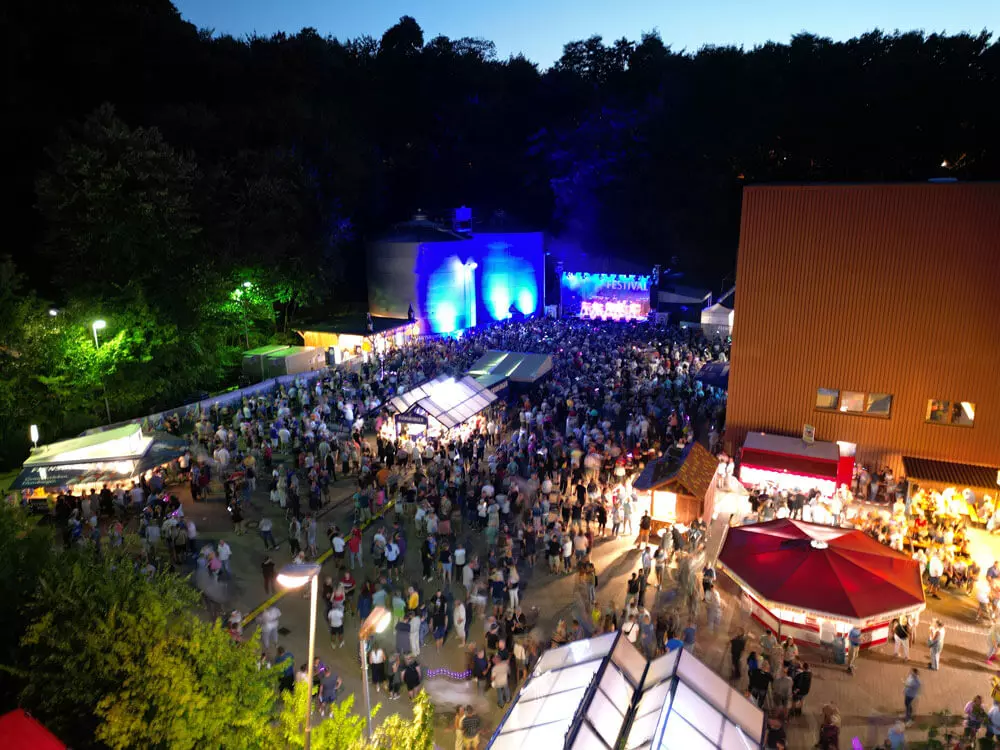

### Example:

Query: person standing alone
xmin=903 ymin=668 xmax=921 ymax=726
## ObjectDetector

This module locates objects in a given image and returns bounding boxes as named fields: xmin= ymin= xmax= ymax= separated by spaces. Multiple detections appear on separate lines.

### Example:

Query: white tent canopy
xmin=466 ymin=350 xmax=554 ymax=384
xmin=488 ymin=633 xmax=764 ymax=750
xmin=22 ymin=424 xmax=151 ymax=468
xmin=388 ymin=375 xmax=497 ymax=430
xmin=700 ymin=303 xmax=733 ymax=331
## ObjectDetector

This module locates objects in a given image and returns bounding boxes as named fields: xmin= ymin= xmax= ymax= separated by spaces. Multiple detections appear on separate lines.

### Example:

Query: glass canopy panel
xmin=722 ymin=692 xmax=765 ymax=742
xmin=492 ymin=719 xmax=574 ymax=750
xmin=586 ymin=687 xmax=625 ymax=748
xmin=643 ymin=650 xmax=679 ymax=690
xmin=671 ymin=682 xmax=725 ymax=747
xmin=570 ymin=722 xmax=610 ymax=750
xmin=625 ymin=707 xmax=662 ymax=750
xmin=611 ymin=635 xmax=647 ymax=686
xmin=599 ymin=663 xmax=634 ymax=710
xmin=721 ymin=721 xmax=762 ymax=750
xmin=676 ymin=651 xmax=730 ymax=714
xmin=658 ymin=713 xmax=716 ymax=750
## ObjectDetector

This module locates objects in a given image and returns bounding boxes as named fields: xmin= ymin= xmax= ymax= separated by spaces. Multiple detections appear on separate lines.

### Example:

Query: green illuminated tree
xmin=96 ymin=622 xmax=278 ymax=750
xmin=273 ymin=683 xmax=370 ymax=750
xmin=370 ymin=690 xmax=434 ymax=750
xmin=12 ymin=545 xmax=279 ymax=749
xmin=0 ymin=505 xmax=55 ymax=710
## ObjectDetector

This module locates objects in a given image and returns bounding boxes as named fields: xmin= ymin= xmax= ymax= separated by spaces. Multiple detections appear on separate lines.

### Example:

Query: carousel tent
xmin=0 ymin=709 xmax=66 ymax=749
xmin=388 ymin=375 xmax=497 ymax=430
xmin=466 ymin=350 xmax=554 ymax=384
xmin=717 ymin=519 xmax=925 ymax=625
xmin=487 ymin=632 xmax=765 ymax=750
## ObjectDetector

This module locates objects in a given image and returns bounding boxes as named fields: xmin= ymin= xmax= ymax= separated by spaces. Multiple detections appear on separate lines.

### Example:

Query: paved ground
xmin=169 ymin=463 xmax=1000 ymax=749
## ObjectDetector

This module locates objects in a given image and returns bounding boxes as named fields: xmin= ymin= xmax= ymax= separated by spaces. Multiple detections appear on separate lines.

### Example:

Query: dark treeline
xmin=1 ymin=0 xmax=998 ymax=466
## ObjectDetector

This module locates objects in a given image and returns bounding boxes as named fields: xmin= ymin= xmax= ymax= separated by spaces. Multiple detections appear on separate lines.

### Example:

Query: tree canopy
xmin=0 ymin=503 xmax=435 ymax=749
xmin=2 ymin=3 xmax=999 ymax=466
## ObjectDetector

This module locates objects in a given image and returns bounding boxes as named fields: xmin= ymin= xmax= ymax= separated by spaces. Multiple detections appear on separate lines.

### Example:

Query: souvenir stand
xmin=717 ymin=519 xmax=925 ymax=648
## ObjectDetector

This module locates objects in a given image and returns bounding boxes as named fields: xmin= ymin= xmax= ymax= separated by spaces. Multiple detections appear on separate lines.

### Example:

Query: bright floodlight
xmin=30 ymin=425 xmax=39 ymax=444
xmin=373 ymin=607 xmax=392 ymax=633
xmin=360 ymin=605 xmax=393 ymax=639
xmin=242 ymin=281 xmax=253 ymax=288
xmin=92 ymin=319 xmax=107 ymax=331
xmin=48 ymin=309 xmax=58 ymax=317
xmin=276 ymin=562 xmax=322 ymax=589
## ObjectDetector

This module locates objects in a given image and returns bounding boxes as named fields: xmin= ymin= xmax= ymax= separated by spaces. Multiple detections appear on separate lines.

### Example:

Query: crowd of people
xmin=206 ymin=317 xmax=732 ymax=740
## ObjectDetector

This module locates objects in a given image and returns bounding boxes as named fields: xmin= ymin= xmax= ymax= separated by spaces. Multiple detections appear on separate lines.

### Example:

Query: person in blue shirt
xmin=847 ymin=626 xmax=862 ymax=674
xmin=682 ymin=622 xmax=697 ymax=653
xmin=274 ymin=646 xmax=295 ymax=692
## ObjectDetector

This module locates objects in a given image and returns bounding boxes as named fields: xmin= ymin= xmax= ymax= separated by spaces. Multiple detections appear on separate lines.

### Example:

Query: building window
xmin=816 ymin=388 xmax=892 ymax=417
xmin=865 ymin=393 xmax=893 ymax=416
xmin=815 ymin=388 xmax=839 ymax=410
xmin=838 ymin=391 xmax=866 ymax=414
xmin=927 ymin=399 xmax=976 ymax=427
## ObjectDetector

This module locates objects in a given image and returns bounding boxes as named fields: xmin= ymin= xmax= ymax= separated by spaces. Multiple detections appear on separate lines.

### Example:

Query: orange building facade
xmin=726 ymin=182 xmax=1000 ymax=477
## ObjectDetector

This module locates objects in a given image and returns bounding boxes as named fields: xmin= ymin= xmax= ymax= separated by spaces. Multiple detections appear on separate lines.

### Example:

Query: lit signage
xmin=561 ymin=272 xmax=651 ymax=321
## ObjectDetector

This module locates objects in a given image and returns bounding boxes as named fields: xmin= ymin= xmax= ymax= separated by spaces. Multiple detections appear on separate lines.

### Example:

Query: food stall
xmin=297 ymin=315 xmax=420 ymax=365
xmin=385 ymin=375 xmax=498 ymax=443
xmin=738 ymin=432 xmax=844 ymax=497
xmin=10 ymin=424 xmax=187 ymax=510
xmin=632 ymin=442 xmax=719 ymax=530
xmin=717 ymin=519 xmax=925 ymax=648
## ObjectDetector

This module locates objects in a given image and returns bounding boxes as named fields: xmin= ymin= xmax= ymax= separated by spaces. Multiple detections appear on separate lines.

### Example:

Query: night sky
xmin=172 ymin=0 xmax=1000 ymax=67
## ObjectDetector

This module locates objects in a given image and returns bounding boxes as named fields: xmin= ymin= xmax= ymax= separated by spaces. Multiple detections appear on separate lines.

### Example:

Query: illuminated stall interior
xmin=717 ymin=519 xmax=925 ymax=648
xmin=901 ymin=456 xmax=1000 ymax=523
xmin=487 ymin=631 xmax=764 ymax=750
xmin=297 ymin=315 xmax=419 ymax=365
xmin=632 ymin=443 xmax=719 ymax=529
xmin=387 ymin=375 xmax=497 ymax=439
xmin=738 ymin=432 xmax=845 ymax=496
xmin=11 ymin=424 xmax=187 ymax=504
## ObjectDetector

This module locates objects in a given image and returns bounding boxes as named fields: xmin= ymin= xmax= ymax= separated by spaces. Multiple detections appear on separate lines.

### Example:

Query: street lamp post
xmin=276 ymin=562 xmax=322 ymax=750
xmin=92 ymin=320 xmax=112 ymax=425
xmin=358 ymin=606 xmax=392 ymax=741
xmin=237 ymin=281 xmax=253 ymax=351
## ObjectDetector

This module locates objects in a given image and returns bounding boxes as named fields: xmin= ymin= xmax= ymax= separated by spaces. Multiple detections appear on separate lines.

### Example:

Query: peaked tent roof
xmin=466 ymin=350 xmax=554 ymax=383
xmin=0 ymin=709 xmax=66 ymax=750
xmin=388 ymin=375 xmax=497 ymax=430
xmin=633 ymin=443 xmax=717 ymax=498
xmin=717 ymin=519 xmax=925 ymax=624
xmin=22 ymin=423 xmax=150 ymax=468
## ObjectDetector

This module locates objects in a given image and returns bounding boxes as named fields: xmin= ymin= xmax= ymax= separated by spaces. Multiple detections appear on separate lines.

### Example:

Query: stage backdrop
xmin=561 ymin=272 xmax=651 ymax=320
xmin=368 ymin=232 xmax=545 ymax=334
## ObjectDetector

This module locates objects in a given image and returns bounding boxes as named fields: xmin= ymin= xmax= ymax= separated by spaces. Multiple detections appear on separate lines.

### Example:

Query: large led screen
xmin=561 ymin=272 xmax=651 ymax=321
xmin=367 ymin=232 xmax=545 ymax=334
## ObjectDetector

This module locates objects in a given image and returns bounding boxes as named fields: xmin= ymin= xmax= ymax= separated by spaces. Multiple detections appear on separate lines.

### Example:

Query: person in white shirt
xmin=216 ymin=540 xmax=232 ymax=578
xmin=453 ymin=600 xmax=467 ymax=645
xmin=327 ymin=604 xmax=345 ymax=647
xmin=259 ymin=606 xmax=281 ymax=649
xmin=928 ymin=554 xmax=944 ymax=598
